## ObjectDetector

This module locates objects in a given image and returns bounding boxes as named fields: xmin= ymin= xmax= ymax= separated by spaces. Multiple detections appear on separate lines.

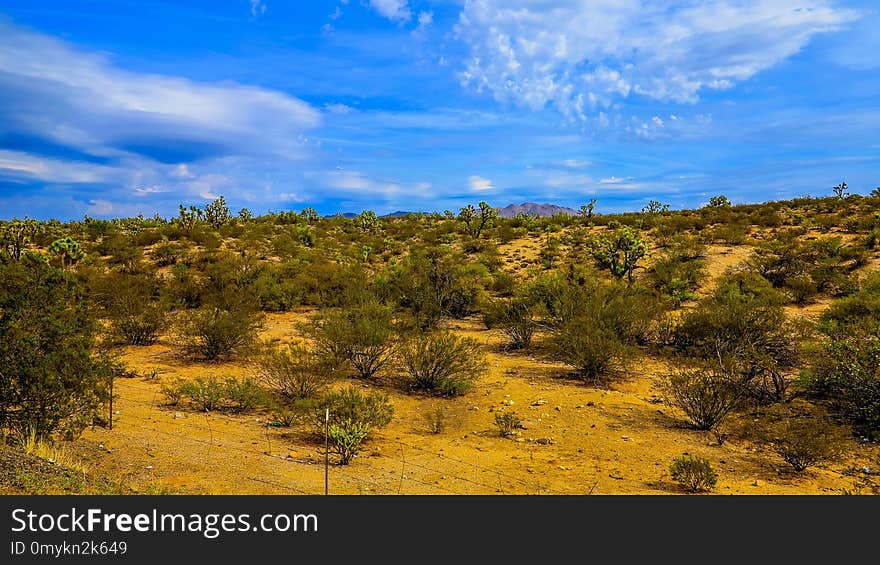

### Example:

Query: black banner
xmin=0 ymin=495 xmax=873 ymax=563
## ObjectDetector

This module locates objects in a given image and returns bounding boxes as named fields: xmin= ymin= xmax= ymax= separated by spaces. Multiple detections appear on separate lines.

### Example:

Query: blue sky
xmin=0 ymin=0 xmax=878 ymax=220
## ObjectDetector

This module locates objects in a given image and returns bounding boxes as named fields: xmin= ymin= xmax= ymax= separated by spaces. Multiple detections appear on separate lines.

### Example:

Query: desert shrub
xmin=818 ymin=272 xmax=880 ymax=337
xmin=804 ymin=335 xmax=880 ymax=437
xmin=91 ymin=272 xmax=168 ymax=346
xmin=646 ymin=236 xmax=706 ymax=306
xmin=531 ymin=272 xmax=662 ymax=345
xmin=304 ymin=301 xmax=396 ymax=379
xmin=399 ymin=331 xmax=487 ymax=396
xmin=551 ymin=317 xmax=628 ymax=382
xmin=160 ymin=377 xmax=187 ymax=406
xmin=180 ymin=377 xmax=225 ymax=412
xmin=670 ymin=455 xmax=717 ymax=493
xmin=315 ymin=387 xmax=393 ymax=463
xmin=483 ymin=295 xmax=538 ymax=349
xmin=315 ymin=387 xmax=394 ymax=433
xmin=658 ymin=368 xmax=744 ymax=430
xmin=673 ymin=274 xmax=800 ymax=403
xmin=223 ymin=376 xmax=266 ymax=413
xmin=0 ymin=258 xmax=115 ymax=439
xmin=494 ymin=411 xmax=521 ymax=437
xmin=707 ymin=223 xmax=748 ymax=245
xmin=759 ymin=410 xmax=848 ymax=472
xmin=379 ymin=249 xmax=487 ymax=330
xmin=151 ymin=242 xmax=183 ymax=266
xmin=175 ymin=289 xmax=263 ymax=360
xmin=257 ymin=343 xmax=337 ymax=399
xmin=422 ymin=406 xmax=447 ymax=434
xmin=749 ymin=234 xmax=863 ymax=303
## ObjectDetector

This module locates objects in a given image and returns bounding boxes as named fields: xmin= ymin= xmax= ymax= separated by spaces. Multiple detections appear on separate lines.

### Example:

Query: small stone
xmin=531 ymin=399 xmax=547 ymax=406
xmin=287 ymin=451 xmax=298 ymax=459
xmin=554 ymin=406 xmax=561 ymax=412
xmin=621 ymin=435 xmax=632 ymax=441
xmin=145 ymin=465 xmax=153 ymax=470
xmin=534 ymin=437 xmax=555 ymax=445
xmin=586 ymin=401 xmax=595 ymax=407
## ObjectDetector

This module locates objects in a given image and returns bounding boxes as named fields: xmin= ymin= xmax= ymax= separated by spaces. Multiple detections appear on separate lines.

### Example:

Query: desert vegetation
xmin=2 ymin=190 xmax=880 ymax=494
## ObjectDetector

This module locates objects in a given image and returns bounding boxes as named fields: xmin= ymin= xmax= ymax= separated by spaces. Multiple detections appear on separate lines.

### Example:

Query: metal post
xmin=324 ymin=408 xmax=329 ymax=496
xmin=109 ymin=375 xmax=114 ymax=430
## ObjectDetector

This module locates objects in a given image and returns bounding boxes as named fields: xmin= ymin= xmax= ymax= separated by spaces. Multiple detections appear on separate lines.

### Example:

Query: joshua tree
xmin=204 ymin=196 xmax=230 ymax=229
xmin=47 ymin=237 xmax=85 ymax=270
xmin=832 ymin=181 xmax=848 ymax=199
xmin=0 ymin=218 xmax=44 ymax=260
xmin=589 ymin=227 xmax=648 ymax=283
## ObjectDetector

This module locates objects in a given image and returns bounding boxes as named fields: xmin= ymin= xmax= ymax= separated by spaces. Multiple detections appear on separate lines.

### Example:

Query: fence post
xmin=324 ymin=408 xmax=329 ymax=496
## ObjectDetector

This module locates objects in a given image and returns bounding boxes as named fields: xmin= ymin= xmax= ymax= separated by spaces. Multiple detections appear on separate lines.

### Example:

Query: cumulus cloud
xmin=0 ymin=20 xmax=321 ymax=164
xmin=455 ymin=0 xmax=857 ymax=121
xmin=369 ymin=0 xmax=412 ymax=22
xmin=469 ymin=175 xmax=493 ymax=190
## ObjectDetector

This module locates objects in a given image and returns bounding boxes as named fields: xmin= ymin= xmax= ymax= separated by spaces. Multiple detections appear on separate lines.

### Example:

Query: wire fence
xmin=107 ymin=380 xmax=564 ymax=495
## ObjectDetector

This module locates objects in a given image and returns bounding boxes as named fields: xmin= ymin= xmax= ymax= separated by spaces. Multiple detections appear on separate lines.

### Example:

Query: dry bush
xmin=399 ymin=331 xmax=487 ymax=396
xmin=257 ymin=342 xmax=337 ymax=400
xmin=657 ymin=367 xmax=744 ymax=431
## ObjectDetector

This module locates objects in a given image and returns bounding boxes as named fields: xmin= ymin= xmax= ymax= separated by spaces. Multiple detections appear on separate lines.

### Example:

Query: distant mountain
xmin=497 ymin=202 xmax=579 ymax=218
xmin=382 ymin=211 xmax=415 ymax=217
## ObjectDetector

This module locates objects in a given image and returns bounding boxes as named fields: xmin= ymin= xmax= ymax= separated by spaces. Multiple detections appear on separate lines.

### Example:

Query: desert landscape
xmin=3 ymin=193 xmax=880 ymax=495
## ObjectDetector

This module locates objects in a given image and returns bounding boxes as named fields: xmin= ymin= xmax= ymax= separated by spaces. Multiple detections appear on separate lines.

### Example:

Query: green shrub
xmin=399 ymin=331 xmax=487 ymax=396
xmin=315 ymin=387 xmax=393 ymax=464
xmin=422 ymin=406 xmax=447 ymax=434
xmin=304 ymin=301 xmax=396 ymax=378
xmin=257 ymin=343 xmax=337 ymax=399
xmin=673 ymin=274 xmax=800 ymax=403
xmin=175 ymin=293 xmax=263 ymax=360
xmin=483 ymin=295 xmax=537 ymax=349
xmin=494 ymin=411 xmax=521 ymax=437
xmin=645 ymin=236 xmax=706 ymax=306
xmin=0 ymin=258 xmax=115 ymax=439
xmin=551 ymin=318 xmax=628 ymax=382
xmin=804 ymin=335 xmax=880 ymax=437
xmin=315 ymin=387 xmax=394 ymax=433
xmin=160 ymin=378 xmax=187 ymax=406
xmin=670 ymin=455 xmax=717 ymax=493
xmin=223 ymin=376 xmax=266 ymax=413
xmin=180 ymin=377 xmax=225 ymax=412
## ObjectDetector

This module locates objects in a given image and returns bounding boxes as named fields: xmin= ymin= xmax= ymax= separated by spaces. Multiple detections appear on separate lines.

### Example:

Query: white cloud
xmin=0 ymin=20 xmax=321 ymax=161
xmin=455 ymin=1 xmax=857 ymax=121
xmin=325 ymin=103 xmax=355 ymax=114
xmin=562 ymin=159 xmax=589 ymax=169
xmin=369 ymin=0 xmax=412 ymax=22
xmin=250 ymin=0 xmax=266 ymax=17
xmin=86 ymin=199 xmax=115 ymax=215
xmin=133 ymin=185 xmax=170 ymax=196
xmin=417 ymin=11 xmax=433 ymax=29
xmin=469 ymin=175 xmax=493 ymax=190
xmin=0 ymin=150 xmax=112 ymax=184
